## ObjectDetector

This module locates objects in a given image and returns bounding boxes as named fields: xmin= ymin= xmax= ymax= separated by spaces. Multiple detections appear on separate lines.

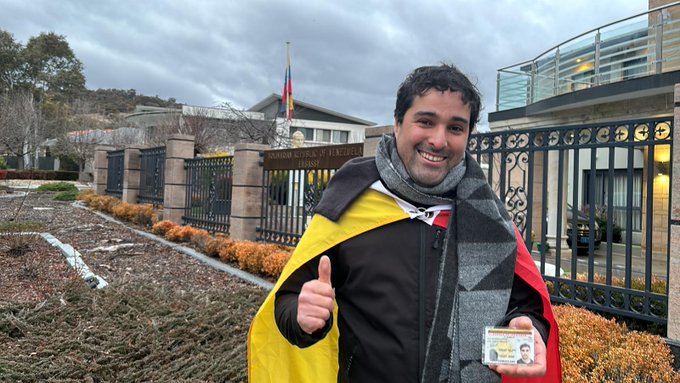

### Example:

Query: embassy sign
xmin=263 ymin=143 xmax=363 ymax=170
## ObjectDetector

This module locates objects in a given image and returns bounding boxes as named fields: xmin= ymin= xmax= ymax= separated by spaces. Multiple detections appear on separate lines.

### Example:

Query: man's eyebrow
xmin=413 ymin=111 xmax=469 ymax=125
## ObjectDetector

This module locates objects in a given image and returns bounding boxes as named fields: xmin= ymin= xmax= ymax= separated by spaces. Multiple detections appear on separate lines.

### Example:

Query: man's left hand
xmin=488 ymin=316 xmax=547 ymax=378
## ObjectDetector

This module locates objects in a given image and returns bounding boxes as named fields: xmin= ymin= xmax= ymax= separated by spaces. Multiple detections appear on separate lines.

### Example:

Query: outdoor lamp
xmin=656 ymin=161 xmax=668 ymax=176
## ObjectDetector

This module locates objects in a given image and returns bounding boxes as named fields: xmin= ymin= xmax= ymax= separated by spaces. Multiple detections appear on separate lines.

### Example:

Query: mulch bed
xmin=0 ymin=191 xmax=269 ymax=382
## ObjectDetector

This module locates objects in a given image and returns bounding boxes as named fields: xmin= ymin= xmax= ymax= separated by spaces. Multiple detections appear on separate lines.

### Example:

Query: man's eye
xmin=417 ymin=120 xmax=433 ymax=126
xmin=448 ymin=125 xmax=463 ymax=132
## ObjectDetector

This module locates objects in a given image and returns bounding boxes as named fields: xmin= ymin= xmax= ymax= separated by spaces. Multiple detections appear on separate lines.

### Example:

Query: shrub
xmin=152 ymin=220 xmax=179 ymax=236
xmin=128 ymin=204 xmax=156 ymax=226
xmin=554 ymin=305 xmax=678 ymax=382
xmin=111 ymin=202 xmax=135 ymax=221
xmin=165 ymin=226 xmax=205 ymax=242
xmin=244 ymin=243 xmax=288 ymax=275
xmin=89 ymin=195 xmax=122 ymax=213
xmin=54 ymin=190 xmax=78 ymax=201
xmin=0 ymin=157 xmax=8 ymax=170
xmin=189 ymin=231 xmax=212 ymax=253
xmin=36 ymin=182 xmax=78 ymax=193
xmin=218 ymin=240 xmax=239 ymax=263
xmin=232 ymin=242 xmax=268 ymax=274
xmin=261 ymin=250 xmax=292 ymax=278
xmin=76 ymin=189 xmax=96 ymax=204
xmin=205 ymin=236 xmax=233 ymax=258
xmin=4 ymin=170 xmax=78 ymax=180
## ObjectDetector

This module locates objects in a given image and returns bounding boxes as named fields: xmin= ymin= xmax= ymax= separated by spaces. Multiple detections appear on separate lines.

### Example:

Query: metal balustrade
xmin=497 ymin=2 xmax=680 ymax=111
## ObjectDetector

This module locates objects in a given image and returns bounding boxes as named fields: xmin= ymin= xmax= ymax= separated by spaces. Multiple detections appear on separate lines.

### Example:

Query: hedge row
xmin=150 ymin=219 xmax=292 ymax=279
xmin=78 ymin=190 xmax=157 ymax=226
xmin=3 ymin=170 xmax=79 ymax=180
xmin=77 ymin=191 xmax=292 ymax=280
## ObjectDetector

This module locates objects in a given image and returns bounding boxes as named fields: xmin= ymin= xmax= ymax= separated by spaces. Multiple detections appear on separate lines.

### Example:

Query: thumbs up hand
xmin=297 ymin=255 xmax=335 ymax=335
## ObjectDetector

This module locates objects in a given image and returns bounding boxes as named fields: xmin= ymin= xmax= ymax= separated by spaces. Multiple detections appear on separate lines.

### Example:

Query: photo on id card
xmin=482 ymin=327 xmax=535 ymax=365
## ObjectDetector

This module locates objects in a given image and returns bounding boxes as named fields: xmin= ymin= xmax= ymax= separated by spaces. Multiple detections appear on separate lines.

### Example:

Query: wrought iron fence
xmin=468 ymin=117 xmax=673 ymax=325
xmin=137 ymin=146 xmax=165 ymax=206
xmin=258 ymin=143 xmax=363 ymax=246
xmin=183 ymin=156 xmax=233 ymax=234
xmin=105 ymin=149 xmax=124 ymax=198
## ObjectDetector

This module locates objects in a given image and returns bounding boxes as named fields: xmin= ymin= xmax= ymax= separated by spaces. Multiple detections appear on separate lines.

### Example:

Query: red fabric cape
xmin=504 ymin=226 xmax=562 ymax=383
xmin=434 ymin=212 xmax=561 ymax=382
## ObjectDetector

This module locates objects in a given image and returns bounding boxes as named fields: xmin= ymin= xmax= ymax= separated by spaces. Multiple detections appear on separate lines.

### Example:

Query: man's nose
xmin=427 ymin=125 xmax=447 ymax=150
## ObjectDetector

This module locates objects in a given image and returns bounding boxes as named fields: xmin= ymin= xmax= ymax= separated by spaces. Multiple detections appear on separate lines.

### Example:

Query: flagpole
xmin=282 ymin=42 xmax=292 ymax=146
xmin=286 ymin=41 xmax=292 ymax=122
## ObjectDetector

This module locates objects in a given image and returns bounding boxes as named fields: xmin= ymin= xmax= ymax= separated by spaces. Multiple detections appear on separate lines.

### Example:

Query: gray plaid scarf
xmin=375 ymin=135 xmax=517 ymax=383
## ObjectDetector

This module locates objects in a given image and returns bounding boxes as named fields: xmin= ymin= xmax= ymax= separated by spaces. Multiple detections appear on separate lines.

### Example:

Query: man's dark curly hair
xmin=394 ymin=64 xmax=481 ymax=131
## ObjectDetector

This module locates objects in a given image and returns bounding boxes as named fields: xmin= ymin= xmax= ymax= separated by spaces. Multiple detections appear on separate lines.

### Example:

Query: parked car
xmin=566 ymin=206 xmax=601 ymax=253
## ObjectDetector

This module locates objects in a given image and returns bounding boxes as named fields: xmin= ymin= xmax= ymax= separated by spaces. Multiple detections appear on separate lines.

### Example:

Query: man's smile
xmin=418 ymin=149 xmax=447 ymax=163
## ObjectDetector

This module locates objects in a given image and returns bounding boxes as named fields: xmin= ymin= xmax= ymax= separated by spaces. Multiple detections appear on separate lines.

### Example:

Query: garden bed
xmin=0 ymin=192 xmax=268 ymax=382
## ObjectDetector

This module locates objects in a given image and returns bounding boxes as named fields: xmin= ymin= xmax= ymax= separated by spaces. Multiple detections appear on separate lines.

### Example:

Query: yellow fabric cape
xmin=248 ymin=189 xmax=408 ymax=382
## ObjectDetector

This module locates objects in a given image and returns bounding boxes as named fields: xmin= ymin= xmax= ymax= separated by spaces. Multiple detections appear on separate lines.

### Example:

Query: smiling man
xmin=249 ymin=64 xmax=561 ymax=383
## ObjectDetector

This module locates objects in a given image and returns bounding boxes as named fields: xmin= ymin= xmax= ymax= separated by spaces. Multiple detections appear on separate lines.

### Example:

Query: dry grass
xmin=0 ymin=284 xmax=266 ymax=382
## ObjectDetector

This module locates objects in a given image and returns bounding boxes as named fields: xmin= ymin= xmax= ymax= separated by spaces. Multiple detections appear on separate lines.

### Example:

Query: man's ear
xmin=393 ymin=118 xmax=400 ymax=135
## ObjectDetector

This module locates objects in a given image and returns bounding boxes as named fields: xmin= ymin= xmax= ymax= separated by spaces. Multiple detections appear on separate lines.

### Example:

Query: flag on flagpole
xmin=280 ymin=43 xmax=293 ymax=121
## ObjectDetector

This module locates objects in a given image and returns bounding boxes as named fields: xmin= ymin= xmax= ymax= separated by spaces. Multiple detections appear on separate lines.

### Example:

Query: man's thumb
xmin=318 ymin=255 xmax=332 ymax=285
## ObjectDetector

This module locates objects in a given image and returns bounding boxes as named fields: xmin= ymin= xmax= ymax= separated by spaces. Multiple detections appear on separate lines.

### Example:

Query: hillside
xmin=79 ymin=88 xmax=182 ymax=115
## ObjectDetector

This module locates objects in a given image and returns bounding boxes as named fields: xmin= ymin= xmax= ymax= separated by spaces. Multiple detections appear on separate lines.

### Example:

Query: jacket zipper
xmin=432 ymin=229 xmax=443 ymax=249
xmin=418 ymin=224 xmax=427 ymax=380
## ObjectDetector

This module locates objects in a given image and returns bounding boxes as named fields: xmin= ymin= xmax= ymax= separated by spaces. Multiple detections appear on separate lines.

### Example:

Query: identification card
xmin=482 ymin=327 xmax=535 ymax=365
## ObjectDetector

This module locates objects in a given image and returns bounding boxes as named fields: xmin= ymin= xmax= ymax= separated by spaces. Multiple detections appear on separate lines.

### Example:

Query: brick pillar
xmin=230 ymin=143 xmax=270 ymax=241
xmin=363 ymin=125 xmax=393 ymax=157
xmin=668 ymin=85 xmax=680 ymax=339
xmin=122 ymin=146 xmax=143 ymax=203
xmin=163 ymin=135 xmax=195 ymax=224
xmin=93 ymin=145 xmax=115 ymax=195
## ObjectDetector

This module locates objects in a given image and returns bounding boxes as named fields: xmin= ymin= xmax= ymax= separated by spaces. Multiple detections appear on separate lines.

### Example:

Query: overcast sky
xmin=1 ymin=0 xmax=647 ymax=129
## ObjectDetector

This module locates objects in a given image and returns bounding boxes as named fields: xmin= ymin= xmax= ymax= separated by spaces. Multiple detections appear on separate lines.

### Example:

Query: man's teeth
xmin=419 ymin=151 xmax=445 ymax=162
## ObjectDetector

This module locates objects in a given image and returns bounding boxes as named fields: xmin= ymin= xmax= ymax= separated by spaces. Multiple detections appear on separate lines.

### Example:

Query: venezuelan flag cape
xmin=247 ymin=189 xmax=561 ymax=382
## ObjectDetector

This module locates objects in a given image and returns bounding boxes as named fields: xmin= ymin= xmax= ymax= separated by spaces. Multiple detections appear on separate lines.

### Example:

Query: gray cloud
xmin=0 ymin=0 xmax=646 ymax=127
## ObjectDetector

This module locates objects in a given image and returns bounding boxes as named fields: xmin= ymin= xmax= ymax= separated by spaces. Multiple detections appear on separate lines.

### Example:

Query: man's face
xmin=394 ymin=90 xmax=471 ymax=187
xmin=520 ymin=346 xmax=531 ymax=361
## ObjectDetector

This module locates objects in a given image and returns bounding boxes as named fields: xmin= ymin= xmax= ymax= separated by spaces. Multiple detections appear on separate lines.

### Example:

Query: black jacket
xmin=274 ymin=196 xmax=548 ymax=382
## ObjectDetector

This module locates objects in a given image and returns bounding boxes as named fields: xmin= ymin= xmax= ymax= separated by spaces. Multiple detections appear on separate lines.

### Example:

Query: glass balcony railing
xmin=496 ymin=2 xmax=680 ymax=111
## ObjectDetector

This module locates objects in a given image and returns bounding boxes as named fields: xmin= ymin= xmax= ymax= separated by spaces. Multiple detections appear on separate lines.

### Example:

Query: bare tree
xmin=108 ymin=127 xmax=145 ymax=147
xmin=51 ymin=120 xmax=105 ymax=180
xmin=218 ymin=102 xmax=289 ymax=147
xmin=141 ymin=112 xmax=182 ymax=148
xmin=178 ymin=106 xmax=233 ymax=153
xmin=121 ymin=103 xmax=290 ymax=155
xmin=0 ymin=90 xmax=40 ymax=168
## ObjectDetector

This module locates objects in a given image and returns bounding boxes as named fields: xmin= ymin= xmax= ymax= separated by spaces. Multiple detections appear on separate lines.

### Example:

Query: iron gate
xmin=469 ymin=118 xmax=673 ymax=325
xmin=137 ymin=146 xmax=165 ymax=206
xmin=258 ymin=143 xmax=363 ymax=246
xmin=183 ymin=156 xmax=233 ymax=234
xmin=105 ymin=149 xmax=124 ymax=198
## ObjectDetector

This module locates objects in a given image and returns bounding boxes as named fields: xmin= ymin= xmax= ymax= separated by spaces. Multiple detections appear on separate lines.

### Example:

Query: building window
xmin=290 ymin=127 xmax=313 ymax=141
xmin=571 ymin=69 xmax=594 ymax=92
xmin=317 ymin=129 xmax=331 ymax=142
xmin=332 ymin=130 xmax=349 ymax=143
xmin=622 ymin=58 xmax=646 ymax=81
xmin=583 ymin=169 xmax=642 ymax=232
